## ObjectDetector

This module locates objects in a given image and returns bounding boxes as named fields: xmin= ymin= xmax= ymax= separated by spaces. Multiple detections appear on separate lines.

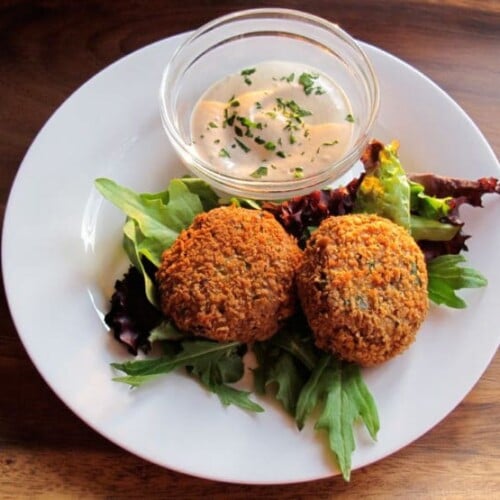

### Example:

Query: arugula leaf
xmin=253 ymin=317 xmax=319 ymax=415
xmin=202 ymin=383 xmax=264 ymax=413
xmin=295 ymin=355 xmax=379 ymax=481
xmin=427 ymin=254 xmax=488 ymax=308
xmin=295 ymin=354 xmax=331 ymax=429
xmin=112 ymin=339 xmax=262 ymax=412
xmin=112 ymin=340 xmax=241 ymax=380
xmin=253 ymin=342 xmax=306 ymax=416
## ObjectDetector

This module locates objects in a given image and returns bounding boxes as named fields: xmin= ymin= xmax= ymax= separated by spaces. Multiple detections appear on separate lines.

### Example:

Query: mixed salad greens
xmin=95 ymin=140 xmax=497 ymax=480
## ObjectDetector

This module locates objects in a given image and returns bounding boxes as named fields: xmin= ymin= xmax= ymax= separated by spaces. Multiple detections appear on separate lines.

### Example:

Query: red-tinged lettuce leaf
xmin=262 ymin=177 xmax=361 ymax=247
xmin=104 ymin=266 xmax=163 ymax=355
xmin=408 ymin=173 xmax=500 ymax=207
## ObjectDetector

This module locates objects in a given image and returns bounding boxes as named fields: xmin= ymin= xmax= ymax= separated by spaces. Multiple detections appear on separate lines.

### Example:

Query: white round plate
xmin=2 ymin=32 xmax=499 ymax=484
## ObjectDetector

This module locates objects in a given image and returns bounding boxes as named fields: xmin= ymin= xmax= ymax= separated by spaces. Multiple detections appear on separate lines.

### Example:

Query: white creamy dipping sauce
xmin=191 ymin=61 xmax=354 ymax=181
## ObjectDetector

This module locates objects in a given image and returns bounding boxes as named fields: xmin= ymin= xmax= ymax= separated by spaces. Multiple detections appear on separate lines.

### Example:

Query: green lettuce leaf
xmin=95 ymin=177 xmax=219 ymax=306
xmin=409 ymin=181 xmax=452 ymax=219
xmin=354 ymin=141 xmax=411 ymax=230
xmin=410 ymin=215 xmax=460 ymax=241
xmin=180 ymin=177 xmax=220 ymax=211
xmin=427 ymin=254 xmax=488 ymax=308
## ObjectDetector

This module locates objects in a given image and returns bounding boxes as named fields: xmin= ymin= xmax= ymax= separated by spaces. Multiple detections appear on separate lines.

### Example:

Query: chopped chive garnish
xmin=286 ymin=72 xmax=295 ymax=82
xmin=235 ymin=126 xmax=243 ymax=137
xmin=323 ymin=140 xmax=339 ymax=146
xmin=298 ymin=72 xmax=326 ymax=96
xmin=208 ymin=121 xmax=218 ymax=128
xmin=255 ymin=102 xmax=262 ymax=109
xmin=230 ymin=100 xmax=240 ymax=107
xmin=254 ymin=136 xmax=266 ymax=145
xmin=219 ymin=148 xmax=230 ymax=158
xmin=264 ymin=141 xmax=276 ymax=151
xmin=276 ymin=151 xmax=286 ymax=158
xmin=345 ymin=113 xmax=355 ymax=122
xmin=293 ymin=167 xmax=304 ymax=179
xmin=289 ymin=134 xmax=296 ymax=144
xmin=235 ymin=138 xmax=250 ymax=153
xmin=237 ymin=116 xmax=259 ymax=128
xmin=241 ymin=69 xmax=256 ymax=86
xmin=250 ymin=166 xmax=268 ymax=178
xmin=266 ymin=111 xmax=277 ymax=119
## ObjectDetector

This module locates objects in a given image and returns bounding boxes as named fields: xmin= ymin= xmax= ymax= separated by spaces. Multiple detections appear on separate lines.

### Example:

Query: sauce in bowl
xmin=191 ymin=61 xmax=354 ymax=181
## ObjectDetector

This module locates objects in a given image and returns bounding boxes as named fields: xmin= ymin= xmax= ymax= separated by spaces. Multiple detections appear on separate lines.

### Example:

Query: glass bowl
xmin=159 ymin=8 xmax=379 ymax=200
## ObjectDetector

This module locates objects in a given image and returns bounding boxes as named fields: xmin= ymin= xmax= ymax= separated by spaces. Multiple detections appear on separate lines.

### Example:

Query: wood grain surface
xmin=1 ymin=1 xmax=499 ymax=497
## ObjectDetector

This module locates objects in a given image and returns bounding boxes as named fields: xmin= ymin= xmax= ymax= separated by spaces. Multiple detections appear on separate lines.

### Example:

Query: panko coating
xmin=297 ymin=213 xmax=428 ymax=366
xmin=156 ymin=206 xmax=302 ymax=343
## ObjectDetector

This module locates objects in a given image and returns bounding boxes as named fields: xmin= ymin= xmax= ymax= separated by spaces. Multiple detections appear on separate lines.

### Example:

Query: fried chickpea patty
xmin=156 ymin=206 xmax=302 ymax=343
xmin=297 ymin=213 xmax=428 ymax=366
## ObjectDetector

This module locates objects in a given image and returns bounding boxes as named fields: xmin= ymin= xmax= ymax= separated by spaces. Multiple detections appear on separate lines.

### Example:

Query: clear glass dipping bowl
xmin=160 ymin=8 xmax=379 ymax=200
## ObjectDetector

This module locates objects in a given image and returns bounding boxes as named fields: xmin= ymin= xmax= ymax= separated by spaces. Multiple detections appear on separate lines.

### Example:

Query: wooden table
xmin=1 ymin=1 xmax=499 ymax=497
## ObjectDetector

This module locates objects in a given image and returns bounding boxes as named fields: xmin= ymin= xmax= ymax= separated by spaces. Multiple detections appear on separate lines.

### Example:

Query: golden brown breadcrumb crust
xmin=297 ymin=213 xmax=428 ymax=366
xmin=156 ymin=206 xmax=302 ymax=343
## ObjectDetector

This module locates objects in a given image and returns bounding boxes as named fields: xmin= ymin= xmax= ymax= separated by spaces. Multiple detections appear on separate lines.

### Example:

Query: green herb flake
xmin=254 ymin=136 xmax=266 ymax=145
xmin=219 ymin=148 xmax=230 ymax=158
xmin=276 ymin=151 xmax=286 ymax=159
xmin=208 ymin=121 xmax=218 ymax=128
xmin=230 ymin=100 xmax=240 ymax=108
xmin=241 ymin=68 xmax=256 ymax=86
xmin=235 ymin=138 xmax=251 ymax=153
xmin=345 ymin=113 xmax=355 ymax=123
xmin=293 ymin=167 xmax=304 ymax=179
xmin=255 ymin=101 xmax=262 ymax=109
xmin=298 ymin=72 xmax=326 ymax=96
xmin=264 ymin=141 xmax=276 ymax=151
xmin=250 ymin=166 xmax=268 ymax=178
